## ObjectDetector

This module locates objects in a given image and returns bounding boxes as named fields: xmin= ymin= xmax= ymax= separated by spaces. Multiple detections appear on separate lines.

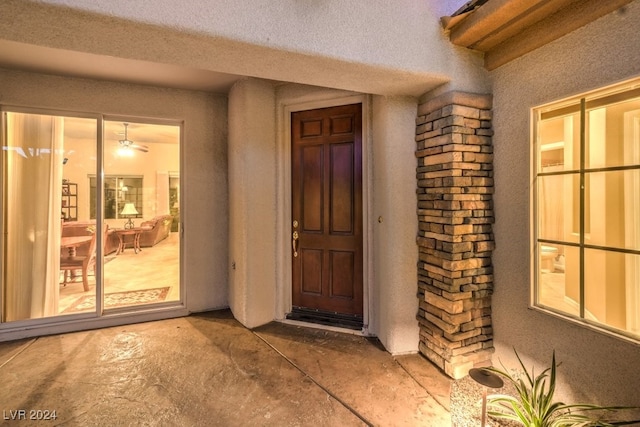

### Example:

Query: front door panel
xmin=291 ymin=104 xmax=363 ymax=318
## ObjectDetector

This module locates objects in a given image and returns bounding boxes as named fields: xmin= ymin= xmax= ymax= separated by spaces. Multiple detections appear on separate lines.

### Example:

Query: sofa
xmin=61 ymin=221 xmax=119 ymax=256
xmin=138 ymin=214 xmax=173 ymax=247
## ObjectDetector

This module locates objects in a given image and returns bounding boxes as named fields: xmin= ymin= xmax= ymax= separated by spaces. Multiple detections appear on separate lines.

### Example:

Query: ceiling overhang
xmin=443 ymin=0 xmax=634 ymax=70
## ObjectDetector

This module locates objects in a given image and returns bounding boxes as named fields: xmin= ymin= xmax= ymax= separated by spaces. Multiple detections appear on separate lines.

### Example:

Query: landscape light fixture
xmin=469 ymin=367 xmax=503 ymax=427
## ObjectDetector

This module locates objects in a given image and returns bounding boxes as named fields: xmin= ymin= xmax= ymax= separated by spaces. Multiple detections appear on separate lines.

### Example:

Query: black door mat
xmin=286 ymin=306 xmax=363 ymax=330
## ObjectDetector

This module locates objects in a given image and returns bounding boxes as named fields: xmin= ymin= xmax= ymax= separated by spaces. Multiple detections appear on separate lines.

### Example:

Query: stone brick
xmin=463 ymin=118 xmax=481 ymax=128
xmin=441 ymin=241 xmax=473 ymax=254
xmin=444 ymin=224 xmax=473 ymax=235
xmin=442 ymin=104 xmax=481 ymax=119
xmin=442 ymin=289 xmax=473 ymax=301
xmin=419 ymin=169 xmax=462 ymax=179
xmin=425 ymin=290 xmax=465 ymax=314
xmin=417 ymin=128 xmax=444 ymax=141
xmin=423 ymin=133 xmax=463 ymax=148
xmin=444 ymin=360 xmax=474 ymax=380
xmin=442 ymin=143 xmax=481 ymax=154
xmin=443 ymin=177 xmax=472 ymax=187
xmin=423 ymin=151 xmax=463 ymax=166
xmin=415 ymin=146 xmax=443 ymax=158
xmin=434 ymin=115 xmax=467 ymax=129
xmin=444 ymin=328 xmax=481 ymax=342
xmin=424 ymin=109 xmax=444 ymax=123
xmin=462 ymin=134 xmax=491 ymax=145
xmin=462 ymin=297 xmax=492 ymax=311
xmin=443 ymin=210 xmax=473 ymax=219
xmin=421 ymin=231 xmax=462 ymax=243
xmin=443 ymin=258 xmax=484 ymax=272
xmin=479 ymin=109 xmax=492 ymax=120
xmin=442 ymin=125 xmax=476 ymax=135
xmin=425 ymin=312 xmax=459 ymax=334
xmin=416 ymin=122 xmax=432 ymax=134
xmin=441 ymin=309 xmax=473 ymax=326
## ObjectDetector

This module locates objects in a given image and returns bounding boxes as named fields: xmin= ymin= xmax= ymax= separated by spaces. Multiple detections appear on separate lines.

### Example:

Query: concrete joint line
xmin=0 ymin=338 xmax=38 ymax=370
xmin=252 ymin=331 xmax=374 ymax=427
xmin=395 ymin=358 xmax=449 ymax=413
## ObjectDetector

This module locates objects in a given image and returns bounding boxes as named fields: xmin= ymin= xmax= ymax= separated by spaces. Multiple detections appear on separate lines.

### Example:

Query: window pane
xmin=537 ymin=112 xmax=580 ymax=173
xmin=102 ymin=120 xmax=180 ymax=310
xmin=586 ymin=98 xmax=640 ymax=169
xmin=585 ymin=170 xmax=640 ymax=251
xmin=536 ymin=244 xmax=579 ymax=317
xmin=537 ymin=174 xmax=579 ymax=243
xmin=584 ymin=248 xmax=640 ymax=338
xmin=2 ymin=112 xmax=98 ymax=321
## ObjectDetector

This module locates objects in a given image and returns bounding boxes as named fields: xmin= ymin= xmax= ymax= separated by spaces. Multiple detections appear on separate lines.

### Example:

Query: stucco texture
xmin=0 ymin=0 xmax=487 ymax=97
xmin=491 ymin=0 xmax=640 ymax=407
xmin=228 ymin=78 xmax=278 ymax=328
xmin=372 ymin=95 xmax=421 ymax=354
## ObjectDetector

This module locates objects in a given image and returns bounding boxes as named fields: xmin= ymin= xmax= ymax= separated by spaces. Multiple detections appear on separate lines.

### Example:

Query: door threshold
xmin=286 ymin=307 xmax=363 ymax=331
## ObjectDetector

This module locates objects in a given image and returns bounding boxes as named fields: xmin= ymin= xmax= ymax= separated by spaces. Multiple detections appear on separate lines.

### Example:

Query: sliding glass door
xmin=1 ymin=111 xmax=181 ymax=323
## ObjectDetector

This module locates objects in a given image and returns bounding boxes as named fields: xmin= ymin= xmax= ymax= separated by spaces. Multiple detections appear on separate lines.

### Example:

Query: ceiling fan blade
xmin=131 ymin=144 xmax=149 ymax=152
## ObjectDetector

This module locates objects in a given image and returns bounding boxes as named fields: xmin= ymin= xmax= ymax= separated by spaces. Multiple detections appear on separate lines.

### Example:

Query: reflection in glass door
xmin=1 ymin=111 xmax=97 ymax=321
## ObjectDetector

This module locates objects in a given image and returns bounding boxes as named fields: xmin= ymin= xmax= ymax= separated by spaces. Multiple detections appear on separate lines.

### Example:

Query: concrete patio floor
xmin=0 ymin=310 xmax=453 ymax=426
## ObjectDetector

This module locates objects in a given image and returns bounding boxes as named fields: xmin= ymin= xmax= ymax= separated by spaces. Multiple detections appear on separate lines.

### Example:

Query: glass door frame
xmin=101 ymin=115 xmax=184 ymax=313
xmin=0 ymin=106 xmax=184 ymax=329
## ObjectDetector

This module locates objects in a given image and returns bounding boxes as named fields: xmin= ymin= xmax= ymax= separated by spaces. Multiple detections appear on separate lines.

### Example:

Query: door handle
xmin=292 ymin=231 xmax=299 ymax=258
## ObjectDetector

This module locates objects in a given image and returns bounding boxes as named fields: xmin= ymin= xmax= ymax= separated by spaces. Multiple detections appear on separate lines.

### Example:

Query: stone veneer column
xmin=415 ymin=91 xmax=494 ymax=379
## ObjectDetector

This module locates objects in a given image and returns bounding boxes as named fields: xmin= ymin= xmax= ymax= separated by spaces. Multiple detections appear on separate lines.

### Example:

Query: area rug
xmin=63 ymin=287 xmax=170 ymax=313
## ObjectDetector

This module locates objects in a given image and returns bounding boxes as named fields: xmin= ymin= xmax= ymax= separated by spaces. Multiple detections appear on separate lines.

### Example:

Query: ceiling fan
xmin=118 ymin=123 xmax=149 ymax=153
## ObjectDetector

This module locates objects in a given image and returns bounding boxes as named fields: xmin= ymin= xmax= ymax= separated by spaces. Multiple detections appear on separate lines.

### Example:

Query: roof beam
xmin=446 ymin=0 xmax=634 ymax=70
xmin=484 ymin=0 xmax=634 ymax=70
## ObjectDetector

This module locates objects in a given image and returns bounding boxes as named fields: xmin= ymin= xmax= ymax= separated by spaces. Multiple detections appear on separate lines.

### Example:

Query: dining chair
xmin=60 ymin=224 xmax=108 ymax=291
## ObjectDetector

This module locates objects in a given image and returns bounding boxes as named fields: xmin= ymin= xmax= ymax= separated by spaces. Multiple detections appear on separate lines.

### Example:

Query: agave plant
xmin=484 ymin=350 xmax=640 ymax=427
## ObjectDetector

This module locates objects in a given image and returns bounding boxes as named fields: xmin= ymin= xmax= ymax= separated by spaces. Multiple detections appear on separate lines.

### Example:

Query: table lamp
xmin=121 ymin=202 xmax=139 ymax=229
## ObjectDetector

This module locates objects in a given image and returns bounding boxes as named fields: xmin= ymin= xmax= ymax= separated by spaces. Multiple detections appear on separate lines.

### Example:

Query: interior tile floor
xmin=58 ymin=232 xmax=180 ymax=314
xmin=0 ymin=311 xmax=453 ymax=426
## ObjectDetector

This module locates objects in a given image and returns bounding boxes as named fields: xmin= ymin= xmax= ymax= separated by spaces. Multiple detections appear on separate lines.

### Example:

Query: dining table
xmin=60 ymin=235 xmax=92 ymax=258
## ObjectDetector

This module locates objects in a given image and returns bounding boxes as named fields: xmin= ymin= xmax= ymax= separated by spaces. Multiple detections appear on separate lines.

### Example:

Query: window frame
xmin=532 ymin=77 xmax=640 ymax=342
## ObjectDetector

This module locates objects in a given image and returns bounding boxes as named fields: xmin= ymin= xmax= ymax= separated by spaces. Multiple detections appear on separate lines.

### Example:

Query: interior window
xmin=89 ymin=176 xmax=143 ymax=220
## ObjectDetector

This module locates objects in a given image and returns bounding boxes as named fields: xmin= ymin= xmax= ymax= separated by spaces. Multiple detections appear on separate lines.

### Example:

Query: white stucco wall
xmin=491 ymin=0 xmax=640 ymax=406
xmin=0 ymin=68 xmax=228 ymax=330
xmin=0 ymin=0 xmax=486 ymax=97
xmin=228 ymin=78 xmax=278 ymax=328
xmin=372 ymin=96 xmax=421 ymax=354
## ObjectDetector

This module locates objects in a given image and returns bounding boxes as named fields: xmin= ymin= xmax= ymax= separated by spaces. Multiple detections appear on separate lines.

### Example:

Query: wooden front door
xmin=291 ymin=103 xmax=363 ymax=322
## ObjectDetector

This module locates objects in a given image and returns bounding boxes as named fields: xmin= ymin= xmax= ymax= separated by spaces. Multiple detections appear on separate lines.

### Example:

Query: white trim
xmin=276 ymin=94 xmax=373 ymax=335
